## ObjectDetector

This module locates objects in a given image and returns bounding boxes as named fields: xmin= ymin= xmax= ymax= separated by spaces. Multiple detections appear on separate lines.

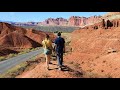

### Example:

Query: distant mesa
xmin=1 ymin=12 xmax=120 ymax=28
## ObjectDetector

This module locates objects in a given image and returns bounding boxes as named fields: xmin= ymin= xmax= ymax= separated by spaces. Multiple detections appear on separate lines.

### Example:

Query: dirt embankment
xmin=17 ymin=26 xmax=120 ymax=78
xmin=64 ymin=27 xmax=120 ymax=78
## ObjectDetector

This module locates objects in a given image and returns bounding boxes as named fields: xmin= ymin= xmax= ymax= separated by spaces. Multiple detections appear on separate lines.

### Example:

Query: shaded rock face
xmin=0 ymin=48 xmax=19 ymax=56
xmin=0 ymin=22 xmax=55 ymax=49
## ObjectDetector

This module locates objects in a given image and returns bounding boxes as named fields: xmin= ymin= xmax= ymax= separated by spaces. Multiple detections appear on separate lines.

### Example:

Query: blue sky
xmin=0 ymin=12 xmax=107 ymax=22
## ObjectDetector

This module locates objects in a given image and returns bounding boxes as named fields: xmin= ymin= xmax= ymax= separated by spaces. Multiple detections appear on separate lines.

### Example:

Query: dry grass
xmin=0 ymin=56 xmax=6 ymax=61
xmin=0 ymin=62 xmax=27 ymax=78
xmin=0 ymin=54 xmax=39 ymax=78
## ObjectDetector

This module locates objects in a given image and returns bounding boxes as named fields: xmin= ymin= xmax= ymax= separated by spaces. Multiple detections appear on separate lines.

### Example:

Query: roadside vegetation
xmin=21 ymin=26 xmax=79 ymax=33
xmin=0 ymin=47 xmax=41 ymax=62
xmin=0 ymin=55 xmax=38 ymax=78
xmin=0 ymin=56 xmax=6 ymax=61
xmin=0 ymin=62 xmax=27 ymax=78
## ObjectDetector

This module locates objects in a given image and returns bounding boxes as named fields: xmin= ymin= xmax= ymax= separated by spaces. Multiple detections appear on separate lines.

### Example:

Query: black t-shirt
xmin=55 ymin=37 xmax=65 ymax=52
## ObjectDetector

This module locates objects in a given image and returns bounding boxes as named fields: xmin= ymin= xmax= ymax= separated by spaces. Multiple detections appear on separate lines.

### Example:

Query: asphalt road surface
xmin=0 ymin=48 xmax=43 ymax=74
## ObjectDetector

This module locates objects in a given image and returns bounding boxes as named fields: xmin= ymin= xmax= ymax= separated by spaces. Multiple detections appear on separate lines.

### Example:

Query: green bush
xmin=0 ymin=56 xmax=6 ymax=61
xmin=18 ymin=49 xmax=30 ymax=55
xmin=7 ymin=54 xmax=17 ymax=59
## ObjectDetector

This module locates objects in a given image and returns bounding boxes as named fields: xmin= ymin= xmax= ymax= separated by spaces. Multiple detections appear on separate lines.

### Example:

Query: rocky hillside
xmin=64 ymin=15 xmax=120 ymax=78
xmin=0 ymin=22 xmax=55 ymax=49
xmin=66 ymin=26 xmax=120 ymax=77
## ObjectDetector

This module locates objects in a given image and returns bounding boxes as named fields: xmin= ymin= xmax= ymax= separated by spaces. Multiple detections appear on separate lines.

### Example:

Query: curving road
xmin=0 ymin=48 xmax=43 ymax=74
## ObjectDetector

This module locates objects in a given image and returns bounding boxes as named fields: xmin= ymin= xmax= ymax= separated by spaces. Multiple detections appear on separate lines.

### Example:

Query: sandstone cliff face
xmin=41 ymin=15 xmax=102 ymax=27
xmin=68 ymin=16 xmax=102 ymax=27
xmin=9 ymin=16 xmax=102 ymax=27
xmin=39 ymin=18 xmax=68 ymax=26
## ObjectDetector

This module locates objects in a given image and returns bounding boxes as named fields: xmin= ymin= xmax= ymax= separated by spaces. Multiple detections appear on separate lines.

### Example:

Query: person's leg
xmin=57 ymin=52 xmax=62 ymax=70
xmin=49 ymin=50 xmax=52 ymax=64
xmin=45 ymin=55 xmax=50 ymax=69
xmin=60 ymin=52 xmax=63 ymax=65
xmin=57 ymin=53 xmax=60 ymax=66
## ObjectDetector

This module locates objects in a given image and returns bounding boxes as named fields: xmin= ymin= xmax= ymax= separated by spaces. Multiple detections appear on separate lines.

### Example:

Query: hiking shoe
xmin=58 ymin=67 xmax=62 ymax=71
xmin=47 ymin=67 xmax=50 ymax=70
xmin=49 ymin=62 xmax=52 ymax=64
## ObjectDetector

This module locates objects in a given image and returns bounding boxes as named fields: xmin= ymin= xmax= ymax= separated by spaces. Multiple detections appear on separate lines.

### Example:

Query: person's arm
xmin=54 ymin=39 xmax=57 ymax=52
xmin=50 ymin=40 xmax=53 ymax=50
xmin=42 ymin=40 xmax=44 ymax=48
xmin=63 ymin=38 xmax=65 ymax=53
xmin=54 ymin=44 xmax=57 ymax=51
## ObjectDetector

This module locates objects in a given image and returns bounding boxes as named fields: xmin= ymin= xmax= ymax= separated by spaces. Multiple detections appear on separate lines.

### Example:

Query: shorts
xmin=44 ymin=48 xmax=52 ymax=55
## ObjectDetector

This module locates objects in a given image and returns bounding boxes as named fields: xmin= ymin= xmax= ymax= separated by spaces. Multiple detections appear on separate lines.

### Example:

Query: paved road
xmin=0 ymin=48 xmax=43 ymax=74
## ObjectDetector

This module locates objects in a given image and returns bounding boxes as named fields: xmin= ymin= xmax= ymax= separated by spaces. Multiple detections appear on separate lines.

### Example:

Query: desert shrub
xmin=0 ymin=56 xmax=6 ymax=61
xmin=7 ymin=54 xmax=17 ymax=59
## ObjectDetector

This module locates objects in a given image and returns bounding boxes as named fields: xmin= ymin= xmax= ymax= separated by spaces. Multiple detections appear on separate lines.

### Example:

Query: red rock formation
xmin=7 ymin=12 xmax=120 ymax=27
xmin=40 ymin=18 xmax=68 ymax=26
xmin=26 ymin=28 xmax=56 ymax=43
xmin=0 ymin=22 xmax=55 ymax=49
xmin=0 ymin=22 xmax=27 ymax=37
xmin=0 ymin=31 xmax=41 ymax=48
xmin=68 ymin=16 xmax=102 ymax=27
xmin=82 ymin=18 xmax=120 ymax=30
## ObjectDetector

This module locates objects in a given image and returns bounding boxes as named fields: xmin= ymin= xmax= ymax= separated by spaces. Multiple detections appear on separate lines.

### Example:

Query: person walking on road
xmin=54 ymin=32 xmax=65 ymax=71
xmin=42 ymin=34 xmax=53 ymax=70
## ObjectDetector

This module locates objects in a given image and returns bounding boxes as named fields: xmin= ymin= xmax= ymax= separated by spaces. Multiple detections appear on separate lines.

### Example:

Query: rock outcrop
xmin=82 ymin=18 xmax=120 ymax=30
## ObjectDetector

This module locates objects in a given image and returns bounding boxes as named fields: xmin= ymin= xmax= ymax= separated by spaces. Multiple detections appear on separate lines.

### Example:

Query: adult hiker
xmin=42 ymin=34 xmax=53 ymax=70
xmin=54 ymin=32 xmax=65 ymax=71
